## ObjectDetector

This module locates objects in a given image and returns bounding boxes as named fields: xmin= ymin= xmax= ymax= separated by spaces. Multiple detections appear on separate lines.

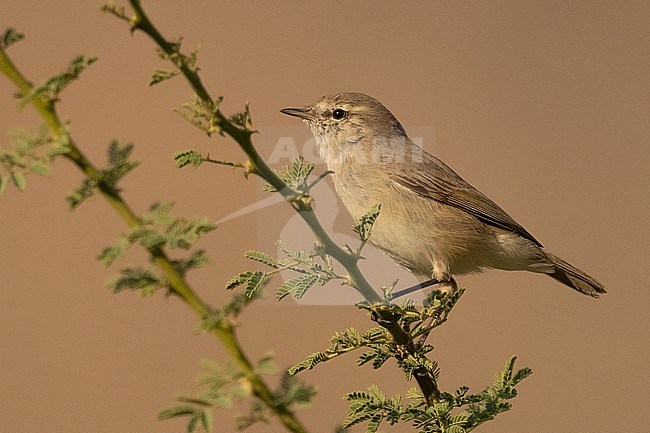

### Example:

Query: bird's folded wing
xmin=389 ymin=168 xmax=542 ymax=247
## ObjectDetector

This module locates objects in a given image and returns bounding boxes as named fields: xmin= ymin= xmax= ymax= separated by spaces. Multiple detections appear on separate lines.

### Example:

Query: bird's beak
xmin=280 ymin=107 xmax=315 ymax=121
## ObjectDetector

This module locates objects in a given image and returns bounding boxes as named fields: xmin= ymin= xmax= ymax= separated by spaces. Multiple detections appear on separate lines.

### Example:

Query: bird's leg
xmin=389 ymin=277 xmax=458 ymax=300
xmin=390 ymin=278 xmax=440 ymax=300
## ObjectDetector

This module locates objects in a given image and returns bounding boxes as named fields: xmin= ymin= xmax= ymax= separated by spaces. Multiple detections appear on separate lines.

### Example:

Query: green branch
xmin=118 ymin=0 xmax=445 ymax=405
xmin=126 ymin=0 xmax=382 ymax=303
xmin=0 ymin=41 xmax=308 ymax=433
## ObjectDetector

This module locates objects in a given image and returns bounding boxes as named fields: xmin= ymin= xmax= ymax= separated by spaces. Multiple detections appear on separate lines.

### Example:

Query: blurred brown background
xmin=1 ymin=2 xmax=648 ymax=432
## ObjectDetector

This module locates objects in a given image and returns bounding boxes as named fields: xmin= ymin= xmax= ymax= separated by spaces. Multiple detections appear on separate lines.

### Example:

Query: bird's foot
xmin=434 ymin=277 xmax=458 ymax=295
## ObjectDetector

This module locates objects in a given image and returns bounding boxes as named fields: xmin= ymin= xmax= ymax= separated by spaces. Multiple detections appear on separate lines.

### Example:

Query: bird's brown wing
xmin=388 ymin=156 xmax=542 ymax=247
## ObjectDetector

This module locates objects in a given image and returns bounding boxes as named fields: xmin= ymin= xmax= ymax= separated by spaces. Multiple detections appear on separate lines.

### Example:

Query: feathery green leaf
xmin=244 ymin=250 xmax=277 ymax=267
xmin=288 ymin=352 xmax=328 ymax=376
xmin=150 ymin=68 xmax=180 ymax=86
xmin=21 ymin=55 xmax=97 ymax=106
xmin=10 ymin=171 xmax=26 ymax=190
xmin=1 ymin=28 xmax=24 ymax=49
xmin=225 ymin=271 xmax=266 ymax=298
xmin=175 ymin=94 xmax=223 ymax=137
xmin=353 ymin=204 xmax=381 ymax=242
xmin=108 ymin=266 xmax=163 ymax=296
xmin=276 ymin=274 xmax=319 ymax=300
xmin=174 ymin=150 xmax=206 ymax=168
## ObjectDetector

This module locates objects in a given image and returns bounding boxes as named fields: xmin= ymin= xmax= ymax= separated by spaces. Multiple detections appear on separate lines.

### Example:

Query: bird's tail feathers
xmin=544 ymin=251 xmax=606 ymax=298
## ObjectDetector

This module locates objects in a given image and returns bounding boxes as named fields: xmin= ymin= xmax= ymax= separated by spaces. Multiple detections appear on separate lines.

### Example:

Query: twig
xmin=0 ymin=39 xmax=309 ymax=433
xmin=122 ymin=0 xmax=441 ymax=405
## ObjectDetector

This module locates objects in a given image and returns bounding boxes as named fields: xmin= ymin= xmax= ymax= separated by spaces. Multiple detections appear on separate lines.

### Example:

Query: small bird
xmin=281 ymin=93 xmax=606 ymax=298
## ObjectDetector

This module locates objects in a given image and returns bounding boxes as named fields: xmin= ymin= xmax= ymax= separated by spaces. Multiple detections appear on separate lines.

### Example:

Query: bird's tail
xmin=544 ymin=251 xmax=606 ymax=298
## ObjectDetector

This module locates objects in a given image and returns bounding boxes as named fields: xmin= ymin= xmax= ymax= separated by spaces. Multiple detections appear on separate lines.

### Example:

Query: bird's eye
xmin=332 ymin=108 xmax=347 ymax=120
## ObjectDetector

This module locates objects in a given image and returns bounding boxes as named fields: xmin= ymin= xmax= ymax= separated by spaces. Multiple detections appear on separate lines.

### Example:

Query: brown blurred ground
xmin=1 ymin=2 xmax=648 ymax=432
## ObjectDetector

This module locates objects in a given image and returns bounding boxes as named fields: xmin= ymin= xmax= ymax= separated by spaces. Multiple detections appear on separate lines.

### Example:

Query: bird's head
xmin=281 ymin=92 xmax=409 ymax=169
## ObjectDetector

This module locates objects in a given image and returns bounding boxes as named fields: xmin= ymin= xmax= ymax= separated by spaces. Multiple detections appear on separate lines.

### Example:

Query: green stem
xmin=214 ymin=322 xmax=308 ymax=433
xmin=123 ymin=0 xmax=440 ymax=404
xmin=126 ymin=1 xmax=382 ymax=304
xmin=1 ymin=43 xmax=309 ymax=433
